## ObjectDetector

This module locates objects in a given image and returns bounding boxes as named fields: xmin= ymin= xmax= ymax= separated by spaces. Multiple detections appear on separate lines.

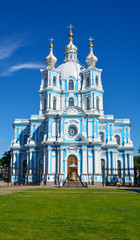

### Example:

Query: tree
xmin=134 ymin=147 xmax=140 ymax=174
xmin=0 ymin=151 xmax=11 ymax=167
xmin=138 ymin=146 xmax=140 ymax=155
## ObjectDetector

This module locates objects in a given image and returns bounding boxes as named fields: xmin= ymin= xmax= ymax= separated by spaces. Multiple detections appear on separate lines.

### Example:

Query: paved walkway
xmin=0 ymin=185 xmax=140 ymax=195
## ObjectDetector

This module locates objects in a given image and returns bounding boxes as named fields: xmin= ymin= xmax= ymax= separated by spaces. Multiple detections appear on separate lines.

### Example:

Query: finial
xmin=67 ymin=24 xmax=74 ymax=37
xmin=48 ymin=37 xmax=55 ymax=48
xmin=88 ymin=37 xmax=94 ymax=48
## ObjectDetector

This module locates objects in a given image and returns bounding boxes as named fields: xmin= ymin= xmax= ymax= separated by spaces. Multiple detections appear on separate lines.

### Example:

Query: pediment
xmin=75 ymin=134 xmax=87 ymax=142
xmin=62 ymin=106 xmax=86 ymax=115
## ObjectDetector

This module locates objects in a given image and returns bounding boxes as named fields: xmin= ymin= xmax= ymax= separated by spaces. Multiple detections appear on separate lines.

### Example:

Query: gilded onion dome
xmin=45 ymin=38 xmax=57 ymax=67
xmin=86 ymin=37 xmax=98 ymax=67
xmin=64 ymin=24 xmax=78 ymax=62
xmin=65 ymin=31 xmax=77 ymax=54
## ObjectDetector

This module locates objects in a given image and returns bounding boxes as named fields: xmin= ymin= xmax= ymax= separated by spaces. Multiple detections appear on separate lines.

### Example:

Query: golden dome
xmin=69 ymin=32 xmax=73 ymax=37
xmin=49 ymin=43 xmax=53 ymax=48
xmin=89 ymin=43 xmax=93 ymax=48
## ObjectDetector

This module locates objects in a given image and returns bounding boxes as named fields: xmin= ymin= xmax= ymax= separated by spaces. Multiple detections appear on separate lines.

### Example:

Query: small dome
xmin=64 ymin=28 xmax=78 ymax=60
xmin=44 ymin=42 xmax=57 ymax=68
xmin=57 ymin=61 xmax=85 ymax=80
xmin=86 ymin=42 xmax=98 ymax=67
xmin=65 ymin=34 xmax=77 ymax=54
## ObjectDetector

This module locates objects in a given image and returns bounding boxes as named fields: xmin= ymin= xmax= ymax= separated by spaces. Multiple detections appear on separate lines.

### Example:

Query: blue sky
xmin=0 ymin=0 xmax=140 ymax=157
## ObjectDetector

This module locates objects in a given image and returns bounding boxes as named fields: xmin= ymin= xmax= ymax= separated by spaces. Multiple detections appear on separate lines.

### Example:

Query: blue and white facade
xmin=10 ymin=30 xmax=134 ymax=185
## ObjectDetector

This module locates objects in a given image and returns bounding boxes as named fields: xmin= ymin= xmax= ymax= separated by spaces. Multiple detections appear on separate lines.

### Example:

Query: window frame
xmin=86 ymin=76 xmax=90 ymax=87
xmin=69 ymin=97 xmax=74 ymax=106
xmin=86 ymin=96 xmax=90 ymax=110
xmin=53 ymin=76 xmax=56 ymax=86
xmin=69 ymin=79 xmax=74 ymax=90
xmin=53 ymin=96 xmax=56 ymax=110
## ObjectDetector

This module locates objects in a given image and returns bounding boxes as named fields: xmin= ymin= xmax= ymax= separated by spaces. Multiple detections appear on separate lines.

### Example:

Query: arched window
xmin=115 ymin=135 xmax=120 ymax=145
xmin=70 ymin=54 xmax=72 ymax=60
xmin=39 ymin=131 xmax=44 ymax=143
xmin=87 ymin=96 xmax=90 ymax=110
xmin=23 ymin=134 xmax=29 ymax=145
xmin=53 ymin=96 xmax=56 ymax=110
xmin=95 ymin=76 xmax=98 ymax=86
xmin=96 ymin=96 xmax=99 ymax=110
xmin=69 ymin=79 xmax=74 ymax=90
xmin=69 ymin=97 xmax=74 ymax=106
xmin=99 ymin=132 xmax=105 ymax=143
xmin=117 ymin=160 xmax=121 ymax=178
xmin=44 ymin=76 xmax=47 ymax=87
xmin=44 ymin=97 xmax=47 ymax=110
xmin=86 ymin=76 xmax=90 ymax=87
xmin=53 ymin=76 xmax=56 ymax=86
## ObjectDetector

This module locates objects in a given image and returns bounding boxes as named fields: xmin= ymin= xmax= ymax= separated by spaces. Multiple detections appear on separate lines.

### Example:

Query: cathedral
xmin=10 ymin=26 xmax=134 ymax=185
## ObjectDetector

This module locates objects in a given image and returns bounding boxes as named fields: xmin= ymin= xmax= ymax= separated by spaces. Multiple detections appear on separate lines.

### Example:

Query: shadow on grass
xmin=119 ymin=188 xmax=140 ymax=193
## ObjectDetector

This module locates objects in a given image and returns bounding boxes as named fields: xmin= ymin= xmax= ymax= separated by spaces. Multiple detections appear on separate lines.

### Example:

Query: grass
xmin=0 ymin=188 xmax=139 ymax=240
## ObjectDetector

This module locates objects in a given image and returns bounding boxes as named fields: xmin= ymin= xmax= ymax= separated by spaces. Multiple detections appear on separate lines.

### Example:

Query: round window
xmin=68 ymin=124 xmax=78 ymax=137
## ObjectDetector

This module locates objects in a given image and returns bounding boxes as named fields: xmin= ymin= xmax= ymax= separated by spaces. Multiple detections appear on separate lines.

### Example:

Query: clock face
xmin=68 ymin=124 xmax=78 ymax=137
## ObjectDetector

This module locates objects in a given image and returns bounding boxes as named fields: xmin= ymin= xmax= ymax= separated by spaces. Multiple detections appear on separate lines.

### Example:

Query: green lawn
xmin=0 ymin=188 xmax=139 ymax=240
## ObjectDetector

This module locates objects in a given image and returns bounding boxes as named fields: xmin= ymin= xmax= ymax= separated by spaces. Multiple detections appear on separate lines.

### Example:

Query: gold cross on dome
xmin=88 ymin=37 xmax=94 ymax=44
xmin=67 ymin=24 xmax=74 ymax=32
xmin=48 ymin=37 xmax=55 ymax=44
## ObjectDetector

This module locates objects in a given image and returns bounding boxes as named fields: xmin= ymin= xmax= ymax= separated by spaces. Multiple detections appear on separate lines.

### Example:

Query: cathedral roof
xmin=57 ymin=61 xmax=85 ymax=80
xmin=44 ymin=38 xmax=57 ymax=68
xmin=85 ymin=37 xmax=98 ymax=67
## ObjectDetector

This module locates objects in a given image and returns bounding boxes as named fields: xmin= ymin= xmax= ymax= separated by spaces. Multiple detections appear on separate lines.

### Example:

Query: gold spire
xmin=48 ymin=37 xmax=55 ymax=48
xmin=88 ymin=37 xmax=94 ymax=48
xmin=67 ymin=24 xmax=74 ymax=38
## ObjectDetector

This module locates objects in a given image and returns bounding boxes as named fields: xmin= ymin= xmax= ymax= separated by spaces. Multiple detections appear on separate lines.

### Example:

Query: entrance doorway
xmin=67 ymin=155 xmax=77 ymax=181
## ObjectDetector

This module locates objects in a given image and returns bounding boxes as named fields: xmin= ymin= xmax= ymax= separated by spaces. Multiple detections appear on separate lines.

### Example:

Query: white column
xmin=128 ymin=127 xmax=130 ymax=141
xmin=48 ymin=148 xmax=51 ymax=174
xmin=112 ymin=152 xmax=114 ymax=174
xmin=60 ymin=119 xmax=63 ymax=137
xmin=57 ymin=148 xmax=59 ymax=174
xmin=48 ymin=119 xmax=51 ymax=138
xmin=100 ymin=95 xmax=103 ymax=112
xmin=108 ymin=151 xmax=111 ymax=174
xmin=124 ymin=128 xmax=126 ymax=144
xmin=129 ymin=154 xmax=131 ymax=174
xmin=125 ymin=153 xmax=127 ymax=175
xmin=60 ymin=148 xmax=63 ymax=174
xmin=29 ymin=151 xmax=32 ymax=174
xmin=43 ymin=150 xmax=46 ymax=174
xmin=131 ymin=154 xmax=134 ymax=174
xmin=13 ymin=153 xmax=16 ymax=174
xmin=108 ymin=125 xmax=110 ymax=141
xmin=82 ymin=118 xmax=84 ymax=136
xmin=47 ymin=93 xmax=49 ymax=109
xmin=82 ymin=147 xmax=87 ymax=174
xmin=88 ymin=155 xmax=93 ymax=174
xmin=94 ymin=120 xmax=96 ymax=138
xmin=114 ymin=152 xmax=117 ymax=174
xmin=64 ymin=149 xmax=67 ymax=178
xmin=78 ymin=94 xmax=80 ymax=108
xmin=16 ymin=152 xmax=19 ymax=174
xmin=94 ymin=148 xmax=101 ymax=174
xmin=27 ymin=151 xmax=29 ymax=174
xmin=78 ymin=159 xmax=80 ymax=176
xmin=34 ymin=151 xmax=36 ymax=174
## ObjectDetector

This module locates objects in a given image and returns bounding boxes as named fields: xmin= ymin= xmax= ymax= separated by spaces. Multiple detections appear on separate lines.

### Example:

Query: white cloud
xmin=0 ymin=38 xmax=24 ymax=61
xmin=1 ymin=62 xmax=45 ymax=76
xmin=9 ymin=63 xmax=45 ymax=73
